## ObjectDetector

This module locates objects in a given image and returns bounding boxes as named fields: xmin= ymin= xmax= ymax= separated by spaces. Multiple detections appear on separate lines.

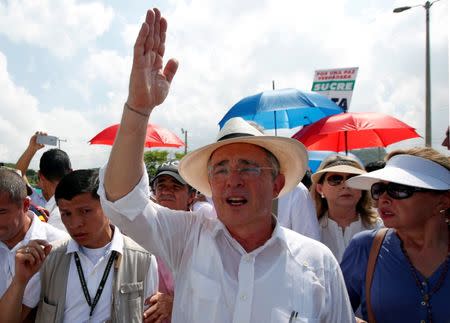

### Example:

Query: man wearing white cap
xmin=99 ymin=8 xmax=354 ymax=323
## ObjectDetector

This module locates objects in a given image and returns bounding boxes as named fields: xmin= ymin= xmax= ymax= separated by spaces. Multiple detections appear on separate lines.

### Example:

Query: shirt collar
xmin=319 ymin=212 xmax=363 ymax=229
xmin=66 ymin=225 xmax=124 ymax=255
xmin=25 ymin=212 xmax=53 ymax=240
xmin=210 ymin=216 xmax=290 ymax=255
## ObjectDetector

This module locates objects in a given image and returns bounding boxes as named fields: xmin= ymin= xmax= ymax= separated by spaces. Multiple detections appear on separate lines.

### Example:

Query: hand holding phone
xmin=36 ymin=134 xmax=58 ymax=146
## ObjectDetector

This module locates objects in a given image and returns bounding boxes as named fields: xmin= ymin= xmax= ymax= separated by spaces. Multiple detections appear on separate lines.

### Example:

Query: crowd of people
xmin=1 ymin=7 xmax=449 ymax=323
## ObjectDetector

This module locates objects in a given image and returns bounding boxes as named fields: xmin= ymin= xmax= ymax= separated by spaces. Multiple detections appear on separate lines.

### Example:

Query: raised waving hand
xmin=127 ymin=8 xmax=179 ymax=114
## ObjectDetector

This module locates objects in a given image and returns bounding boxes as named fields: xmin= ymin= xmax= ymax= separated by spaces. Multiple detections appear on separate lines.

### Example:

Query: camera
xmin=36 ymin=134 xmax=58 ymax=146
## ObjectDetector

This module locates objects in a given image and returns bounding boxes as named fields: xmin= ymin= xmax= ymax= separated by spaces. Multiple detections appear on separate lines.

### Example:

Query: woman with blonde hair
xmin=341 ymin=147 xmax=450 ymax=323
xmin=310 ymin=154 xmax=382 ymax=262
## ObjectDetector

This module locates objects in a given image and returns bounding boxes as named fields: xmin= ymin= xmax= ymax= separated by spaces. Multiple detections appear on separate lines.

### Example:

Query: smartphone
xmin=36 ymin=134 xmax=58 ymax=146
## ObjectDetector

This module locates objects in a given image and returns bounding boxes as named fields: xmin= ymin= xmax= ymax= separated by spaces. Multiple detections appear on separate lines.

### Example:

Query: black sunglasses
xmin=324 ymin=174 xmax=357 ymax=186
xmin=370 ymin=182 xmax=432 ymax=200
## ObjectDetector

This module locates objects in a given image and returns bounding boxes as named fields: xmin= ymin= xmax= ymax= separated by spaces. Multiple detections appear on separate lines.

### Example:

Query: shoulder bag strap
xmin=365 ymin=228 xmax=388 ymax=323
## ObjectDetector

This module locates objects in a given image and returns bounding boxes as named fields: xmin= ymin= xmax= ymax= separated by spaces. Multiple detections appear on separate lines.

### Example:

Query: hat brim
xmin=311 ymin=165 xmax=366 ymax=184
xmin=150 ymin=170 xmax=187 ymax=187
xmin=179 ymin=136 xmax=308 ymax=197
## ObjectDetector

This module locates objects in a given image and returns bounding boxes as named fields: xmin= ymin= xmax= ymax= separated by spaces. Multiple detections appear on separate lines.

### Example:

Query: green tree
xmin=144 ymin=150 xmax=170 ymax=179
xmin=26 ymin=169 xmax=39 ymax=186
xmin=351 ymin=147 xmax=387 ymax=166
xmin=175 ymin=152 xmax=186 ymax=160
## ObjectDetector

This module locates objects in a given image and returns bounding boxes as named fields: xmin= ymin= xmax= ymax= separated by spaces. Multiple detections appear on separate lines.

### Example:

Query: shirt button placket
xmin=232 ymin=255 xmax=255 ymax=323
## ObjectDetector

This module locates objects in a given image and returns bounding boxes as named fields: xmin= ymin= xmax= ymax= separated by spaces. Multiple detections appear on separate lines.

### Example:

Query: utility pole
xmin=393 ymin=0 xmax=442 ymax=147
xmin=181 ymin=128 xmax=188 ymax=154
xmin=57 ymin=138 xmax=67 ymax=150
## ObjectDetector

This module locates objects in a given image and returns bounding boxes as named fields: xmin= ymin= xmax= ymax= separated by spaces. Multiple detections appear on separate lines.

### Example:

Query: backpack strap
xmin=365 ymin=228 xmax=388 ymax=323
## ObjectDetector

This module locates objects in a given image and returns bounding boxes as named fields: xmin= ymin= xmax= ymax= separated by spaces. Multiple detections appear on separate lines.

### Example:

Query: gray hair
xmin=0 ymin=168 xmax=27 ymax=206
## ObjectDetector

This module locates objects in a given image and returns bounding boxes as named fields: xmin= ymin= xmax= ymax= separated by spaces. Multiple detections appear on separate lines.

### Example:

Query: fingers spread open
xmin=144 ymin=9 xmax=156 ymax=55
xmin=152 ymin=8 xmax=161 ymax=51
xmin=158 ymin=17 xmax=167 ymax=57
xmin=163 ymin=58 xmax=179 ymax=84
xmin=135 ymin=23 xmax=150 ymax=59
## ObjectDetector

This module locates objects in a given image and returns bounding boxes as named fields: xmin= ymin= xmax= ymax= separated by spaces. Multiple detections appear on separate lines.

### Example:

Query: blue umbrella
xmin=308 ymin=151 xmax=362 ymax=172
xmin=218 ymin=88 xmax=343 ymax=135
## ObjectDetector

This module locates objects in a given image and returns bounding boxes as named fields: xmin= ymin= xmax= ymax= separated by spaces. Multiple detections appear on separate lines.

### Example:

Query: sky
xmin=0 ymin=0 xmax=448 ymax=170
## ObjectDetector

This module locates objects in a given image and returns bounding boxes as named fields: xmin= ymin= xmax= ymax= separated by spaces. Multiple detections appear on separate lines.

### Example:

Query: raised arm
xmin=104 ymin=8 xmax=178 ymax=201
xmin=16 ymin=132 xmax=46 ymax=184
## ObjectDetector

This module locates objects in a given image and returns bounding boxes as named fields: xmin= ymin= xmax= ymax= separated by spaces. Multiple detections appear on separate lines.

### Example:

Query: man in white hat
xmin=99 ymin=8 xmax=354 ymax=323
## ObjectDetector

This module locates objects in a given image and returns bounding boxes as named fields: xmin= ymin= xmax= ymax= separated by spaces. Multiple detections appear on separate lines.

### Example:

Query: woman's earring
xmin=321 ymin=193 xmax=325 ymax=199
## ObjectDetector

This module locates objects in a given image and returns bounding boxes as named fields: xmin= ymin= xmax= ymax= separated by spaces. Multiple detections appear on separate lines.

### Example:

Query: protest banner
xmin=311 ymin=67 xmax=358 ymax=112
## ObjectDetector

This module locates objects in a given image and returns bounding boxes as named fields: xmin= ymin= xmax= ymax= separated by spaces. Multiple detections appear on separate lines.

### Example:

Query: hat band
xmin=324 ymin=160 xmax=360 ymax=168
xmin=217 ymin=133 xmax=255 ymax=142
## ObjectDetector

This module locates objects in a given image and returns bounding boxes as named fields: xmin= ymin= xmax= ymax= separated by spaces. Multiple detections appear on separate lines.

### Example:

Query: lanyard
xmin=74 ymin=250 xmax=117 ymax=317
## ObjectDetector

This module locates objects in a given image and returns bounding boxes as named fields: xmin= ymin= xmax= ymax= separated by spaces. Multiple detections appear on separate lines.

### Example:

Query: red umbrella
xmin=292 ymin=112 xmax=420 ymax=154
xmin=89 ymin=123 xmax=185 ymax=148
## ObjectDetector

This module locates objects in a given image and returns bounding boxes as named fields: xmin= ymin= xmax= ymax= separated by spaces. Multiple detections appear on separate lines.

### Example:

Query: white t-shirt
xmin=98 ymin=166 xmax=355 ymax=323
xmin=0 ymin=213 xmax=68 ymax=307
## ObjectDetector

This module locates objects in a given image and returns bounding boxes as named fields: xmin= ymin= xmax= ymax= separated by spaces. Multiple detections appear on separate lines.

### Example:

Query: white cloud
xmin=0 ymin=52 xmax=41 ymax=164
xmin=0 ymin=0 xmax=447 ymax=172
xmin=42 ymin=81 xmax=51 ymax=90
xmin=0 ymin=50 xmax=114 ymax=169
xmin=0 ymin=0 xmax=114 ymax=58
xmin=156 ymin=0 xmax=448 ymax=153
xmin=82 ymin=49 xmax=131 ymax=88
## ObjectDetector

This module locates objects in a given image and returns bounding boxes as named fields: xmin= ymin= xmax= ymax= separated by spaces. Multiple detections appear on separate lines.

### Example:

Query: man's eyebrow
xmin=211 ymin=160 xmax=229 ymax=168
xmin=237 ymin=159 xmax=258 ymax=166
xmin=210 ymin=158 xmax=260 ymax=169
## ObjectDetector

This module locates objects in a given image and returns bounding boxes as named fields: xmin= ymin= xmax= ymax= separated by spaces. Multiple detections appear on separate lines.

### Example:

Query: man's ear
xmin=23 ymin=197 xmax=31 ymax=212
xmin=273 ymin=174 xmax=285 ymax=198
xmin=187 ymin=190 xmax=196 ymax=206
xmin=37 ymin=170 xmax=45 ymax=183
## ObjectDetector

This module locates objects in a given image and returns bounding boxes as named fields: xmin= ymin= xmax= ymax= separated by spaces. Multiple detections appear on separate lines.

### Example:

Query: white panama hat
xmin=179 ymin=117 xmax=308 ymax=197
xmin=347 ymin=154 xmax=450 ymax=191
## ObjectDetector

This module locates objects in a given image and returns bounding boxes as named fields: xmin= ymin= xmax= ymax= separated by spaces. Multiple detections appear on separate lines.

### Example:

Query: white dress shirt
xmin=319 ymin=214 xmax=384 ymax=262
xmin=0 ymin=212 xmax=68 ymax=307
xmin=191 ymin=200 xmax=217 ymax=219
xmin=98 ymin=167 xmax=355 ymax=323
xmin=277 ymin=182 xmax=320 ymax=241
xmin=45 ymin=195 xmax=67 ymax=232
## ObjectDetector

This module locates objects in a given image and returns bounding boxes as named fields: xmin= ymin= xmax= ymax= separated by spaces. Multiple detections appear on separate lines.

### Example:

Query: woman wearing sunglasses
xmin=310 ymin=155 xmax=382 ymax=262
xmin=341 ymin=147 xmax=450 ymax=323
